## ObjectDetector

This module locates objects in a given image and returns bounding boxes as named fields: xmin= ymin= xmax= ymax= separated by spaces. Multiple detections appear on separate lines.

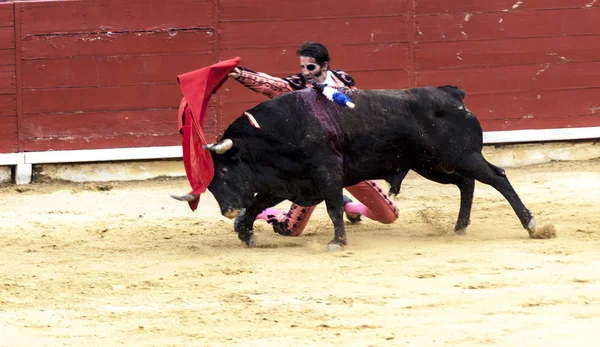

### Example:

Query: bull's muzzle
xmin=204 ymin=139 xmax=233 ymax=154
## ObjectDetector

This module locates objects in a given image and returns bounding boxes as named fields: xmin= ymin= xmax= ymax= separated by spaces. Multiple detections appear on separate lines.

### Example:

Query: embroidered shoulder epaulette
xmin=331 ymin=70 xmax=355 ymax=87
xmin=283 ymin=74 xmax=307 ymax=90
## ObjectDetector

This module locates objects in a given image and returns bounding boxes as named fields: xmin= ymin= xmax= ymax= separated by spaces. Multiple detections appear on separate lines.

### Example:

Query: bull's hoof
xmin=244 ymin=234 xmax=257 ymax=248
xmin=455 ymin=228 xmax=467 ymax=236
xmin=237 ymin=227 xmax=255 ymax=247
xmin=526 ymin=217 xmax=537 ymax=235
xmin=326 ymin=242 xmax=345 ymax=252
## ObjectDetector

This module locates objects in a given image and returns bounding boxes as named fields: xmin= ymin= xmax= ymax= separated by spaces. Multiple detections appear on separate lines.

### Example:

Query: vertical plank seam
xmin=14 ymin=1 xmax=23 ymax=153
xmin=408 ymin=0 xmax=417 ymax=88
xmin=213 ymin=0 xmax=221 ymax=142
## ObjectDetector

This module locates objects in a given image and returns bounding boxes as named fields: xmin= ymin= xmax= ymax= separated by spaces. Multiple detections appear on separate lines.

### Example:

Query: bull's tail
xmin=433 ymin=85 xmax=468 ymax=118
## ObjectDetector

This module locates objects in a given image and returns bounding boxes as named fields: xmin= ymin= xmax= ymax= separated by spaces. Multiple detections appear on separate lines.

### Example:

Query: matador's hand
xmin=228 ymin=67 xmax=241 ymax=79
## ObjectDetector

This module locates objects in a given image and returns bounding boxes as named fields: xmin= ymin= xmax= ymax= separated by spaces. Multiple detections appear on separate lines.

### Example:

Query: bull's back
xmin=347 ymin=87 xmax=483 ymax=147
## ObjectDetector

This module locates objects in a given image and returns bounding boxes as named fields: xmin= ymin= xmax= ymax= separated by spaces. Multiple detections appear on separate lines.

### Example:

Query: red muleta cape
xmin=177 ymin=57 xmax=241 ymax=211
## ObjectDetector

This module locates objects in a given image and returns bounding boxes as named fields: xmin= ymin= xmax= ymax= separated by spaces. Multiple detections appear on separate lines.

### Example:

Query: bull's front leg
xmin=235 ymin=193 xmax=283 ymax=247
xmin=313 ymin=156 xmax=347 ymax=251
xmin=323 ymin=194 xmax=347 ymax=251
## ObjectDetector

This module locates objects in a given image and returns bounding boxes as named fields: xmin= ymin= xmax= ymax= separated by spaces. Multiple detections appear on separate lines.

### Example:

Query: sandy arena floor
xmin=0 ymin=159 xmax=599 ymax=346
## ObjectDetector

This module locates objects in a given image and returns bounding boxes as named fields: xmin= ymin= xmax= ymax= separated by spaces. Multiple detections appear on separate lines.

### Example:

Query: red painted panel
xmin=0 ymin=2 xmax=14 ymax=27
xmin=416 ymin=8 xmax=600 ymax=43
xmin=0 ymin=49 xmax=14 ymax=66
xmin=0 ymin=139 xmax=18 ymax=154
xmin=415 ymin=35 xmax=600 ymax=70
xmin=417 ymin=65 xmax=541 ymax=93
xmin=481 ymin=115 xmax=600 ymax=132
xmin=415 ymin=0 xmax=597 ymax=15
xmin=20 ymin=0 xmax=214 ymax=35
xmin=416 ymin=62 xmax=600 ymax=94
xmin=333 ymin=44 xmax=411 ymax=71
xmin=0 ymin=116 xmax=16 ymax=140
xmin=220 ymin=0 xmax=410 ymax=20
xmin=21 ymin=134 xmax=180 ymax=152
xmin=0 ymin=94 xmax=16 ymax=117
xmin=0 ymin=65 xmax=14 ymax=94
xmin=0 ymin=27 xmax=14 ymax=49
xmin=220 ymin=46 xmax=298 ymax=75
xmin=222 ymin=43 xmax=410 ymax=75
xmin=202 ymin=106 xmax=219 ymax=142
xmin=22 ymin=53 xmax=213 ymax=88
xmin=220 ymin=16 xmax=409 ymax=49
xmin=22 ymin=84 xmax=183 ymax=114
xmin=21 ymin=108 xmax=178 ymax=138
xmin=350 ymin=70 xmax=411 ymax=90
xmin=523 ymin=62 xmax=600 ymax=91
xmin=19 ymin=107 xmax=199 ymax=151
xmin=22 ymin=30 xmax=214 ymax=59
xmin=562 ymin=8 xmax=600 ymax=35
xmin=219 ymin=81 xmax=268 ymax=104
xmin=465 ymin=89 xmax=600 ymax=122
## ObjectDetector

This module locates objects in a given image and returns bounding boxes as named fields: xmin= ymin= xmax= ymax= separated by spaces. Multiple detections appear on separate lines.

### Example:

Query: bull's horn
xmin=204 ymin=139 xmax=233 ymax=154
xmin=170 ymin=194 xmax=198 ymax=202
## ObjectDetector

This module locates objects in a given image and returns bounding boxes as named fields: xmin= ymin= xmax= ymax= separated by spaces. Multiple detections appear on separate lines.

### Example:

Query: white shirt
xmin=323 ymin=70 xmax=335 ymax=86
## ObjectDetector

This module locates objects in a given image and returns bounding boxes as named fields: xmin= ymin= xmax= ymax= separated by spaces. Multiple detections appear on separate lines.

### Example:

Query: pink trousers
xmin=257 ymin=180 xmax=398 ymax=236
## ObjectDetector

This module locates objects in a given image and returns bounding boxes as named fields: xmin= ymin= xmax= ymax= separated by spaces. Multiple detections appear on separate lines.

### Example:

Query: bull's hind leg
xmin=387 ymin=168 xmax=410 ymax=197
xmin=456 ymin=153 xmax=536 ymax=236
xmin=455 ymin=177 xmax=476 ymax=234
xmin=412 ymin=166 xmax=475 ymax=234
xmin=235 ymin=193 xmax=284 ymax=247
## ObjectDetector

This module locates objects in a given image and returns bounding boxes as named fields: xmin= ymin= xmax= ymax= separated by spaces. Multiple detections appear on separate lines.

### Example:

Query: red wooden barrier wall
xmin=0 ymin=0 xmax=599 ymax=154
xmin=0 ymin=2 xmax=17 ymax=153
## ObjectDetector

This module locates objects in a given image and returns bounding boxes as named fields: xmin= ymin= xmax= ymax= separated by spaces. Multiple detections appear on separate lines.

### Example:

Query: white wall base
xmin=483 ymin=126 xmax=600 ymax=144
xmin=23 ymin=145 xmax=182 ymax=164
xmin=0 ymin=152 xmax=24 ymax=166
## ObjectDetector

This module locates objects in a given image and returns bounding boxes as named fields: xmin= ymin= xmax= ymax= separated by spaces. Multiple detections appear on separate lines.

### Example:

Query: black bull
xmin=204 ymin=86 xmax=537 ymax=250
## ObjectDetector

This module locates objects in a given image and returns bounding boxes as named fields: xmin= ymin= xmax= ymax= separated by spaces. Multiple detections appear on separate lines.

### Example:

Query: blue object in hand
xmin=312 ymin=82 xmax=355 ymax=109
